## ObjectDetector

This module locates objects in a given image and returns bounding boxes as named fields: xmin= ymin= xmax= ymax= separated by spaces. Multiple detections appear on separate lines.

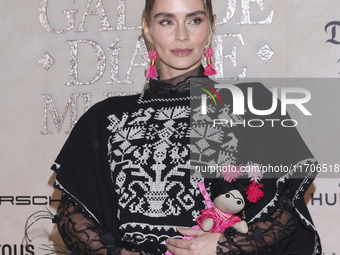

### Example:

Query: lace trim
xmin=148 ymin=65 xmax=205 ymax=95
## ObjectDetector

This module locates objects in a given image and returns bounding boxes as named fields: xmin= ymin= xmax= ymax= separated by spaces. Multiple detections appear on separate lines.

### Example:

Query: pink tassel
xmin=221 ymin=161 xmax=243 ymax=182
xmin=146 ymin=49 xmax=158 ymax=78
xmin=244 ymin=181 xmax=264 ymax=203
xmin=204 ymin=64 xmax=216 ymax=76
xmin=146 ymin=65 xmax=157 ymax=78
xmin=203 ymin=47 xmax=216 ymax=76
xmin=246 ymin=162 xmax=263 ymax=184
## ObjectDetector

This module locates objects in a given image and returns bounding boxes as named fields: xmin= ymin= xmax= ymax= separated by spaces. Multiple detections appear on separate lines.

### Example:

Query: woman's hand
xmin=165 ymin=227 xmax=221 ymax=255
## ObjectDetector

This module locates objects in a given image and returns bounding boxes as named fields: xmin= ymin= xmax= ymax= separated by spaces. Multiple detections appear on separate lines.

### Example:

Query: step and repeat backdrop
xmin=1 ymin=0 xmax=340 ymax=254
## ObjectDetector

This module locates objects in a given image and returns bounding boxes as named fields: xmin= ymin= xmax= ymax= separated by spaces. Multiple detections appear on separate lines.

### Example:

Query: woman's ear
xmin=142 ymin=18 xmax=153 ymax=44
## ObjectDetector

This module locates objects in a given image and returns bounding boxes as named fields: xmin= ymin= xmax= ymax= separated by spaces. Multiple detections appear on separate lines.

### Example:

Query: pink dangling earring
xmin=203 ymin=47 xmax=217 ymax=76
xmin=146 ymin=48 xmax=158 ymax=78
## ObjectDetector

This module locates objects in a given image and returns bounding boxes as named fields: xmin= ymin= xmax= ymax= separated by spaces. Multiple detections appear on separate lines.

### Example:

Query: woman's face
xmin=143 ymin=0 xmax=214 ymax=79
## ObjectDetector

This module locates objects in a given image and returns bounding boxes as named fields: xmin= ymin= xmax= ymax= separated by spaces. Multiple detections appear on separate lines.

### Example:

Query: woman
xmin=47 ymin=0 xmax=321 ymax=254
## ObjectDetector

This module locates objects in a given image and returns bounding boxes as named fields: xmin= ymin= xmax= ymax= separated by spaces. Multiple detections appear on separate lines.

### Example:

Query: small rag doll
xmin=198 ymin=162 xmax=265 ymax=234
xmin=165 ymin=162 xmax=264 ymax=255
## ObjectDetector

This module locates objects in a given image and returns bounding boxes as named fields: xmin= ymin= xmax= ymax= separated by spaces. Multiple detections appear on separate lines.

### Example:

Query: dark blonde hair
xmin=144 ymin=0 xmax=214 ymax=33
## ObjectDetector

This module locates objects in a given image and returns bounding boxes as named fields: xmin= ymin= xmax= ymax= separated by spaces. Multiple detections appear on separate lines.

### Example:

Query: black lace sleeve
xmin=55 ymin=194 xmax=156 ymax=255
xmin=54 ymin=194 xmax=123 ymax=255
xmin=216 ymin=190 xmax=297 ymax=255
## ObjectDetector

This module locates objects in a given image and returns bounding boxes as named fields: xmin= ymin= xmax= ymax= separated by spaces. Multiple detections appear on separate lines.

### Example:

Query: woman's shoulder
xmin=97 ymin=92 xmax=143 ymax=107
xmin=89 ymin=92 xmax=143 ymax=113
xmin=72 ymin=92 xmax=144 ymax=127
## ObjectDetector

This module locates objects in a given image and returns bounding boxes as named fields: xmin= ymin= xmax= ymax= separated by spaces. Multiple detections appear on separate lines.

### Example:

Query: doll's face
xmin=214 ymin=189 xmax=245 ymax=214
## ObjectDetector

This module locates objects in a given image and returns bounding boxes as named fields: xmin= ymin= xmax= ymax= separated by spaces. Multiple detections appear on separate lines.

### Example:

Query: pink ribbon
xmin=198 ymin=181 xmax=213 ymax=209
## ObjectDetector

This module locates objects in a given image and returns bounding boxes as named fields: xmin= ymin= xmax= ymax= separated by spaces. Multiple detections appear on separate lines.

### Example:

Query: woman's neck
xmin=158 ymin=65 xmax=205 ymax=86
xmin=159 ymin=61 xmax=203 ymax=81
xmin=147 ymin=65 xmax=205 ymax=95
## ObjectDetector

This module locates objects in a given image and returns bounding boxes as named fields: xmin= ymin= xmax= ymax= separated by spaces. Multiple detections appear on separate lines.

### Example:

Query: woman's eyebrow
xmin=154 ymin=12 xmax=175 ymax=19
xmin=186 ymin=10 xmax=207 ymax=18
xmin=154 ymin=10 xmax=206 ymax=19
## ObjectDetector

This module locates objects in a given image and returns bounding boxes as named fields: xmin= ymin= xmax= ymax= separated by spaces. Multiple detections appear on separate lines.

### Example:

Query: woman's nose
xmin=175 ymin=23 xmax=189 ymax=42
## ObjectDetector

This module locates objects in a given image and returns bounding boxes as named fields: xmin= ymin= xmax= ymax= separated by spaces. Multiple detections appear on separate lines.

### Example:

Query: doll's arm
xmin=216 ymin=190 xmax=297 ymax=254
xmin=55 ymin=194 xmax=148 ymax=255
xmin=232 ymin=221 xmax=248 ymax=234
xmin=202 ymin=218 xmax=214 ymax=232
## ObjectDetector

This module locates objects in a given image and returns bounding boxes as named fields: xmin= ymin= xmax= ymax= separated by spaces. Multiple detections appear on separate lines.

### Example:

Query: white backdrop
xmin=1 ymin=0 xmax=340 ymax=254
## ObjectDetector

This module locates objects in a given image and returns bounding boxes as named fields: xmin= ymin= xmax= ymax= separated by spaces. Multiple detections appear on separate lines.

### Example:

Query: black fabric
xmin=50 ymin=67 xmax=321 ymax=254
xmin=51 ymin=99 xmax=122 ymax=240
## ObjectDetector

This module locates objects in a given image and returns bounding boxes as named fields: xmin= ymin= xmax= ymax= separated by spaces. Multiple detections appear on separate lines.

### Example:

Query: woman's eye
xmin=160 ymin=19 xmax=172 ymax=26
xmin=190 ymin=18 xmax=202 ymax=25
xmin=237 ymin=200 xmax=241 ymax=205
xmin=225 ymin=194 xmax=230 ymax=198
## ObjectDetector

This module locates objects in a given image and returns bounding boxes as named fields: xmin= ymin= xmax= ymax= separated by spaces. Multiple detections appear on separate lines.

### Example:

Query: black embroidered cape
xmin=50 ymin=69 xmax=321 ymax=254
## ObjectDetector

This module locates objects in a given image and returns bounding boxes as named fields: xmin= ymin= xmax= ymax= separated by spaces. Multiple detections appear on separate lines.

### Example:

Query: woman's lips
xmin=171 ymin=48 xmax=193 ymax=57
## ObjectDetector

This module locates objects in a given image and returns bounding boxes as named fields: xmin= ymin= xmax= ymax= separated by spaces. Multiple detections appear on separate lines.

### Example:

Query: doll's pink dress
xmin=196 ymin=206 xmax=241 ymax=233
